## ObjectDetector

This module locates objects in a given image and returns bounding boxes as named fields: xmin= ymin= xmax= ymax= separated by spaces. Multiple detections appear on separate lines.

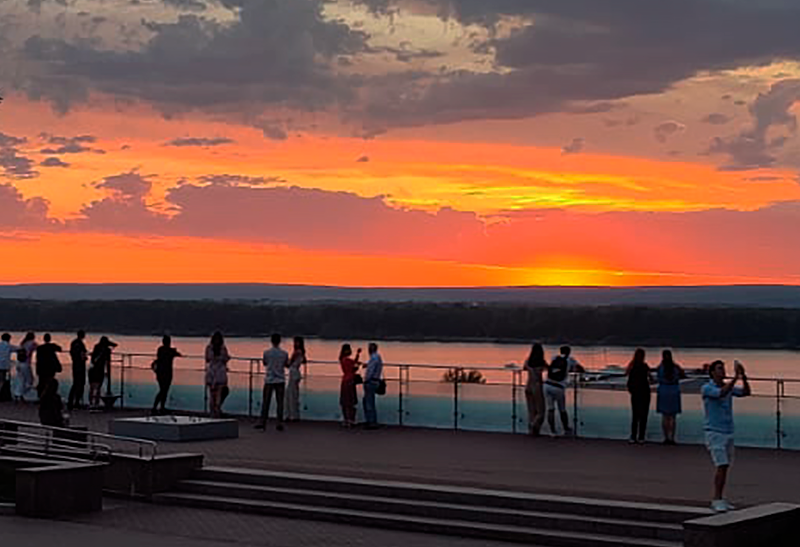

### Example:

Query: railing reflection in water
xmin=98 ymin=353 xmax=800 ymax=450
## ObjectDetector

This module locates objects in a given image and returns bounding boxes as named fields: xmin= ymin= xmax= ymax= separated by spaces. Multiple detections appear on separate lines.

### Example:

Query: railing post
xmin=119 ymin=355 xmax=127 ymax=410
xmin=398 ymin=365 xmax=406 ymax=427
xmin=573 ymin=372 xmax=579 ymax=438
xmin=511 ymin=368 xmax=518 ymax=434
xmin=453 ymin=367 xmax=461 ymax=431
xmin=248 ymin=359 xmax=254 ymax=418
xmin=777 ymin=379 xmax=783 ymax=450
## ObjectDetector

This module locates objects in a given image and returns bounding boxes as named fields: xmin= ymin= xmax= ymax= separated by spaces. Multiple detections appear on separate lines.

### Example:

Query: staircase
xmin=156 ymin=467 xmax=713 ymax=547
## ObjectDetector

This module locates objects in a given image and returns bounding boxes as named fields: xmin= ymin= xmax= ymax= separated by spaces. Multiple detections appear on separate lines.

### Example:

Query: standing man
xmin=0 ymin=333 xmax=19 ymax=402
xmin=545 ymin=346 xmax=584 ymax=436
xmin=256 ymin=333 xmax=289 ymax=432
xmin=152 ymin=335 xmax=182 ymax=415
xmin=67 ymin=330 xmax=88 ymax=411
xmin=702 ymin=359 xmax=751 ymax=512
xmin=363 ymin=343 xmax=384 ymax=430
xmin=35 ymin=334 xmax=62 ymax=397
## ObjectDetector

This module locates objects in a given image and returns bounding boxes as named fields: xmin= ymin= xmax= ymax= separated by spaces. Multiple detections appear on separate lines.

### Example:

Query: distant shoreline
xmin=1 ymin=298 xmax=799 ymax=350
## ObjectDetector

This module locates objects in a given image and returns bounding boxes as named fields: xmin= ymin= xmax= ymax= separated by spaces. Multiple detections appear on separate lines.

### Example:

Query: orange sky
xmin=1 ymin=1 xmax=800 ymax=287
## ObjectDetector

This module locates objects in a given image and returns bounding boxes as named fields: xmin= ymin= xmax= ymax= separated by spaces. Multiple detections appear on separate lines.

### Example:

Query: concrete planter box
xmin=109 ymin=416 xmax=238 ymax=442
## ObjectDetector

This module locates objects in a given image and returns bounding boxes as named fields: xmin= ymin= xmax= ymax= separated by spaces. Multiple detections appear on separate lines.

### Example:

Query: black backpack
xmin=549 ymin=355 xmax=568 ymax=383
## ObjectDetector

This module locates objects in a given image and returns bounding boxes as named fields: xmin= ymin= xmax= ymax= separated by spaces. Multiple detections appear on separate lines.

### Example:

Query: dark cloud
xmin=21 ymin=0 xmax=369 ymax=121
xmin=76 ymin=172 xmax=166 ymax=232
xmin=0 ymin=183 xmax=53 ymax=227
xmin=654 ymin=121 xmax=685 ymax=143
xmin=0 ymin=132 xmax=38 ymax=179
xmin=40 ymin=157 xmax=70 ymax=168
xmin=165 ymin=137 xmax=236 ymax=147
xmin=561 ymin=138 xmax=585 ymax=155
xmin=356 ymin=155 xmax=370 ymax=163
xmin=702 ymin=113 xmax=732 ymax=125
xmin=357 ymin=0 xmax=800 ymax=129
xmin=707 ymin=79 xmax=800 ymax=170
xmin=38 ymin=134 xmax=104 ymax=155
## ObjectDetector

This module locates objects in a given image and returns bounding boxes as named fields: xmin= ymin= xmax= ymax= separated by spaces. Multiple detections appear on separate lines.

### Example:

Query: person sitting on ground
xmin=39 ymin=378 xmax=66 ymax=428
xmin=703 ymin=359 xmax=751 ymax=513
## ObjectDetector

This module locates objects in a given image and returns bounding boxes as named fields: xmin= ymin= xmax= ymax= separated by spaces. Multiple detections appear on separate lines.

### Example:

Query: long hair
xmin=628 ymin=348 xmax=647 ymax=373
xmin=21 ymin=331 xmax=34 ymax=345
xmin=339 ymin=343 xmax=352 ymax=362
xmin=210 ymin=331 xmax=224 ymax=357
xmin=661 ymin=349 xmax=676 ymax=380
xmin=294 ymin=336 xmax=306 ymax=360
xmin=526 ymin=343 xmax=547 ymax=369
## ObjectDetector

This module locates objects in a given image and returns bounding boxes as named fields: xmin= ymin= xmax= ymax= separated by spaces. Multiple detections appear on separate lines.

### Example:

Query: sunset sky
xmin=1 ymin=0 xmax=800 ymax=287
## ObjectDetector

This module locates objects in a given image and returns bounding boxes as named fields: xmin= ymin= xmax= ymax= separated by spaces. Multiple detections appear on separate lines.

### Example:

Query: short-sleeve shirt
xmin=263 ymin=346 xmax=289 ymax=384
xmin=702 ymin=381 xmax=746 ymax=435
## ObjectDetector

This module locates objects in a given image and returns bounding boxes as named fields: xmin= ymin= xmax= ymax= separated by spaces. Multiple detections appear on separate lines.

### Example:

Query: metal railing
xmin=94 ymin=351 xmax=800 ymax=450
xmin=0 ymin=418 xmax=158 ymax=460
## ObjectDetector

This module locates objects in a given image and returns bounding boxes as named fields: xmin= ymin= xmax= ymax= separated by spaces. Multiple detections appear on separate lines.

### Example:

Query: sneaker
xmin=722 ymin=500 xmax=736 ymax=511
xmin=628 ymin=438 xmax=637 ymax=445
xmin=711 ymin=499 xmax=729 ymax=513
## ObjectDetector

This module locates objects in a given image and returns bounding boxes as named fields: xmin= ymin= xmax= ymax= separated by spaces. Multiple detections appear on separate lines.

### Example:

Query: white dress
xmin=14 ymin=341 xmax=37 ymax=400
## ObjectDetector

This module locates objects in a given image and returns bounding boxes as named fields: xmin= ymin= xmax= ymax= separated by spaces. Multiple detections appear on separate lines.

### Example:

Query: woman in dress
xmin=626 ymin=348 xmax=653 ymax=444
xmin=339 ymin=343 xmax=361 ymax=428
xmin=14 ymin=332 xmax=36 ymax=402
xmin=524 ymin=343 xmax=548 ymax=437
xmin=205 ymin=331 xmax=230 ymax=418
xmin=285 ymin=336 xmax=306 ymax=422
xmin=656 ymin=349 xmax=686 ymax=445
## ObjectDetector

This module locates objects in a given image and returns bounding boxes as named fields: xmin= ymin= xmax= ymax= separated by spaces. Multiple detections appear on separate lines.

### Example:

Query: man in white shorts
xmin=544 ymin=346 xmax=584 ymax=436
xmin=702 ymin=359 xmax=751 ymax=513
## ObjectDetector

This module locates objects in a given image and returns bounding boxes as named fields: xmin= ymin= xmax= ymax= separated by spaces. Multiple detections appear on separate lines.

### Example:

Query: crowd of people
xmin=522 ymin=343 xmax=752 ymax=512
xmin=0 ymin=331 xmax=753 ymax=512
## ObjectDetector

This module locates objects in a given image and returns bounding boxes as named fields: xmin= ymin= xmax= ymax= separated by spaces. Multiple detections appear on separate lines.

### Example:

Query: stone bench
xmin=15 ymin=460 xmax=105 ymax=518
xmin=684 ymin=503 xmax=800 ymax=547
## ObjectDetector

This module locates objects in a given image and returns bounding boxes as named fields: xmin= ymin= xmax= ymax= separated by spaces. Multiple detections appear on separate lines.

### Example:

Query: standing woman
xmin=656 ymin=349 xmax=686 ymax=445
xmin=339 ymin=343 xmax=361 ymax=428
xmin=88 ymin=336 xmax=116 ymax=409
xmin=626 ymin=348 xmax=653 ymax=444
xmin=286 ymin=336 xmax=306 ymax=422
xmin=524 ymin=343 xmax=548 ymax=437
xmin=205 ymin=332 xmax=230 ymax=419
xmin=14 ymin=332 xmax=37 ymax=403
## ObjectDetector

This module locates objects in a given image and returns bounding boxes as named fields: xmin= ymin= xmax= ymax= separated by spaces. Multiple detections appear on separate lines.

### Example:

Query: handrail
xmin=0 ymin=419 xmax=158 ymax=460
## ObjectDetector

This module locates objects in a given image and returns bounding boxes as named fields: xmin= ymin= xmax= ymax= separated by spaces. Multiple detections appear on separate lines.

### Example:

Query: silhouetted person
xmin=0 ymin=333 xmax=18 ymax=402
xmin=256 ymin=333 xmax=289 ymax=431
xmin=656 ymin=349 xmax=686 ymax=445
xmin=89 ymin=336 xmax=117 ymax=408
xmin=67 ymin=330 xmax=88 ymax=411
xmin=626 ymin=348 xmax=652 ymax=444
xmin=39 ymin=378 xmax=65 ymax=428
xmin=545 ymin=346 xmax=581 ymax=436
xmin=704 ymin=360 xmax=751 ymax=512
xmin=152 ymin=335 xmax=182 ymax=415
xmin=286 ymin=336 xmax=306 ymax=422
xmin=363 ymin=343 xmax=383 ymax=429
xmin=524 ymin=343 xmax=547 ymax=436
xmin=36 ymin=333 xmax=63 ymax=397
xmin=205 ymin=331 xmax=229 ymax=419
xmin=339 ymin=344 xmax=361 ymax=428
xmin=14 ymin=332 xmax=37 ymax=402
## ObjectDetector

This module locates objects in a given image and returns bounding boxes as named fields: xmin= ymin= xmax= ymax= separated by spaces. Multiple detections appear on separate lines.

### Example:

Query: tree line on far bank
xmin=0 ymin=299 xmax=799 ymax=350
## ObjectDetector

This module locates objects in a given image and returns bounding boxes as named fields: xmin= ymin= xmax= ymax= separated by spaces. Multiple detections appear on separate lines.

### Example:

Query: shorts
xmin=705 ymin=431 xmax=735 ymax=467
xmin=544 ymin=382 xmax=567 ymax=413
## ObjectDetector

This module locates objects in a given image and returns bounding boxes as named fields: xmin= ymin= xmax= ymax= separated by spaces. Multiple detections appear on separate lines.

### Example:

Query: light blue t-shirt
xmin=702 ymin=381 xmax=745 ymax=435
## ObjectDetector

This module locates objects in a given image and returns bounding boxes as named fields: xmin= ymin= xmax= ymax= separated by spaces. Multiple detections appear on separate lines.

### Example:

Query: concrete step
xmin=195 ymin=467 xmax=711 ymax=524
xmin=177 ymin=479 xmax=683 ymax=542
xmin=155 ymin=492 xmax=682 ymax=547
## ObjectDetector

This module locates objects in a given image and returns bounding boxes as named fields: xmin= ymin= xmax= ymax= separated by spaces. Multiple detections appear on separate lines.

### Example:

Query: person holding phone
xmin=339 ymin=344 xmax=361 ymax=428
xmin=702 ymin=359 xmax=751 ymax=512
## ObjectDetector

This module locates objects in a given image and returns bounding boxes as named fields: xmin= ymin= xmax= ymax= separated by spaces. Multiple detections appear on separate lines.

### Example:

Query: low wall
xmin=15 ymin=461 xmax=104 ymax=518
xmin=684 ymin=503 xmax=800 ymax=547
xmin=103 ymin=453 xmax=204 ymax=498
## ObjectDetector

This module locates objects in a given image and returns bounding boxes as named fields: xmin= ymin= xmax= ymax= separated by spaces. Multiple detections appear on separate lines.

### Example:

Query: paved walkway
xmin=2 ymin=402 xmax=799 ymax=507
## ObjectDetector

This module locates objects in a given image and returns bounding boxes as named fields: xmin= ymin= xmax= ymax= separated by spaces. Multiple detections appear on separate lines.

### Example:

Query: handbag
xmin=376 ymin=379 xmax=387 ymax=396
xmin=354 ymin=373 xmax=363 ymax=385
